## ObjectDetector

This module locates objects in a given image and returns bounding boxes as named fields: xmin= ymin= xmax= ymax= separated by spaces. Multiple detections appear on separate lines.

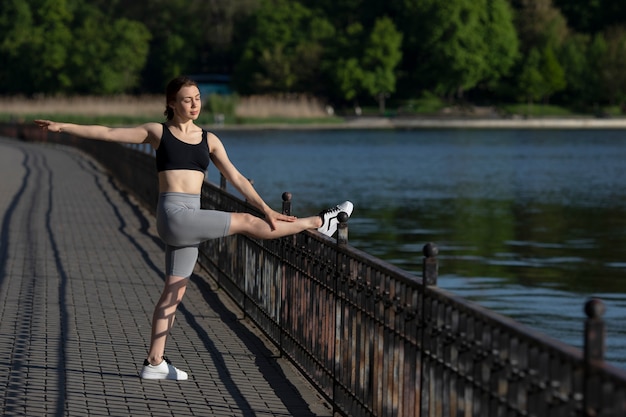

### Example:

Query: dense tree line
xmin=1 ymin=0 xmax=625 ymax=110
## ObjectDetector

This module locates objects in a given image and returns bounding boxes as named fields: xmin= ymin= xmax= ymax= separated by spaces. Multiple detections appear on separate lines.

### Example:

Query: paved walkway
xmin=0 ymin=137 xmax=332 ymax=417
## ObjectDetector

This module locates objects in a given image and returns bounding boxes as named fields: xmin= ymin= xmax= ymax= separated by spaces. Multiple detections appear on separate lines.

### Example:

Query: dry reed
xmin=0 ymin=95 xmax=163 ymax=116
xmin=0 ymin=94 xmax=330 ymax=118
xmin=236 ymin=95 xmax=328 ymax=118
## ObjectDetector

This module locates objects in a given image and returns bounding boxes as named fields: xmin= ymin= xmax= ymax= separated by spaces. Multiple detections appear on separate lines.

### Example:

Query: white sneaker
xmin=140 ymin=357 xmax=188 ymax=380
xmin=317 ymin=201 xmax=354 ymax=237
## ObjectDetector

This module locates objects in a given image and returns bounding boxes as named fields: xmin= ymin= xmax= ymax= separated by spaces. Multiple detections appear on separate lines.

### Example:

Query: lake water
xmin=209 ymin=128 xmax=626 ymax=369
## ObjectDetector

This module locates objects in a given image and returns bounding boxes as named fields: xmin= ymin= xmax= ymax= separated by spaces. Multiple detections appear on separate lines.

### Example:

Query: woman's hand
xmin=34 ymin=119 xmax=62 ymax=132
xmin=264 ymin=208 xmax=297 ymax=231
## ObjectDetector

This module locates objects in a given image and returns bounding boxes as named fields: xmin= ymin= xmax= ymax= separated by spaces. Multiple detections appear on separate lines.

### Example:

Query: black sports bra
xmin=155 ymin=124 xmax=210 ymax=173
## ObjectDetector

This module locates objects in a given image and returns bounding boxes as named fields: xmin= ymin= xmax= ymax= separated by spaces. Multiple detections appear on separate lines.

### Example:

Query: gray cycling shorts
xmin=156 ymin=192 xmax=231 ymax=278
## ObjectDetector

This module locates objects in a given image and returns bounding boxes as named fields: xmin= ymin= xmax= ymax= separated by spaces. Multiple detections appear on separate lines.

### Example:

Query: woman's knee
xmin=229 ymin=212 xmax=264 ymax=235
xmin=162 ymin=277 xmax=188 ymax=303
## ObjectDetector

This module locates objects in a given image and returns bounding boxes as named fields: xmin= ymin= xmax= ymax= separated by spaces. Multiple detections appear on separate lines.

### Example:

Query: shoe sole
xmin=140 ymin=373 xmax=188 ymax=380
xmin=140 ymin=368 xmax=188 ymax=380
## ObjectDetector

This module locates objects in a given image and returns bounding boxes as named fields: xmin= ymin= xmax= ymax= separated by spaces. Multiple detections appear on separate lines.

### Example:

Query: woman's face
xmin=171 ymin=85 xmax=202 ymax=120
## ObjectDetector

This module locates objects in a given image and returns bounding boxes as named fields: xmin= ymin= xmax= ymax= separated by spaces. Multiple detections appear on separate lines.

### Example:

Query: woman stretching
xmin=35 ymin=75 xmax=353 ymax=380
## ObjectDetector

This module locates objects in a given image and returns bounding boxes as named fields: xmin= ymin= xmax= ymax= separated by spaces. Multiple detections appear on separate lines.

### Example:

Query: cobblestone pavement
xmin=0 ymin=137 xmax=332 ymax=417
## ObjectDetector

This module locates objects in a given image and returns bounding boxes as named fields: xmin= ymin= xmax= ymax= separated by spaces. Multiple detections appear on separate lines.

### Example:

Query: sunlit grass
xmin=0 ymin=94 xmax=335 ymax=126
xmin=499 ymin=103 xmax=580 ymax=117
xmin=237 ymin=116 xmax=344 ymax=125
xmin=397 ymin=92 xmax=447 ymax=115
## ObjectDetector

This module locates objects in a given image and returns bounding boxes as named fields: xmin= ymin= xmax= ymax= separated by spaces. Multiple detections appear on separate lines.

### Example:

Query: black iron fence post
xmin=584 ymin=298 xmax=606 ymax=417
xmin=584 ymin=298 xmax=606 ymax=363
xmin=332 ymin=209 xmax=350 ymax=415
xmin=336 ymin=212 xmax=349 ymax=246
xmin=278 ymin=192 xmax=294 ymax=359
xmin=419 ymin=243 xmax=438 ymax=417
xmin=422 ymin=242 xmax=439 ymax=286
xmin=281 ymin=192 xmax=292 ymax=216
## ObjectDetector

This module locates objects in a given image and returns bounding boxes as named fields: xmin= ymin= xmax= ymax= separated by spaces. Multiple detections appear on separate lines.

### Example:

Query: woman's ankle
xmin=147 ymin=355 xmax=163 ymax=366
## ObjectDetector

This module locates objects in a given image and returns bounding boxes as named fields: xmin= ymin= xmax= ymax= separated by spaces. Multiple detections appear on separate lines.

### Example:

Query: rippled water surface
xmin=210 ymin=128 xmax=626 ymax=368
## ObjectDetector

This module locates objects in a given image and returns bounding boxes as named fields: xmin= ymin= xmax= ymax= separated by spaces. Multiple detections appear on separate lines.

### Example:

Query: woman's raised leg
xmin=228 ymin=212 xmax=321 ymax=239
xmin=228 ymin=201 xmax=353 ymax=239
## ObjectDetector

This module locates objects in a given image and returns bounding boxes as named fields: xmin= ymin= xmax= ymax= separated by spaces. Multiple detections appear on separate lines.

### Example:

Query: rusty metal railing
xmin=4 ymin=123 xmax=626 ymax=417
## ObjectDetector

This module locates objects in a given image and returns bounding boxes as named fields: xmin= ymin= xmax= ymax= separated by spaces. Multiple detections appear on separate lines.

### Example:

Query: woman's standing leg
xmin=147 ymin=274 xmax=188 ymax=363
xmin=140 ymin=274 xmax=190 ymax=380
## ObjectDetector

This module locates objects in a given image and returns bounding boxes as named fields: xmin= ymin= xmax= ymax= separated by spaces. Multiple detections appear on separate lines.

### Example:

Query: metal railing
xmin=4 ymin=123 xmax=626 ymax=417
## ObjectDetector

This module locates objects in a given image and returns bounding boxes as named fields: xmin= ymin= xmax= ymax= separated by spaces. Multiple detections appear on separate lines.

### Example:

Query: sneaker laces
xmin=320 ymin=204 xmax=342 ymax=218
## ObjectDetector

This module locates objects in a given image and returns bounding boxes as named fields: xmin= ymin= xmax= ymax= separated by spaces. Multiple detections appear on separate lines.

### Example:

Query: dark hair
xmin=164 ymin=76 xmax=199 ymax=120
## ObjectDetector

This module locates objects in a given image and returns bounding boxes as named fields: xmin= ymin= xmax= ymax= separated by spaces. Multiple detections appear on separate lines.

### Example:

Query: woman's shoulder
xmin=141 ymin=122 xmax=165 ymax=134
xmin=136 ymin=122 xmax=165 ymax=147
xmin=203 ymin=129 xmax=221 ymax=142
xmin=204 ymin=130 xmax=225 ymax=153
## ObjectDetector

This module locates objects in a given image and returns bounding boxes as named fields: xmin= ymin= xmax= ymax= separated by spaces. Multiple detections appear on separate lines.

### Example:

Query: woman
xmin=35 ymin=75 xmax=353 ymax=380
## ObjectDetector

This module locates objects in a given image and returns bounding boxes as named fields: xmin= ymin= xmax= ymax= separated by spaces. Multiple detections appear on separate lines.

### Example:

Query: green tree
xmin=509 ymin=0 xmax=569 ymax=105
xmin=586 ymin=33 xmax=609 ymax=105
xmin=403 ymin=0 xmax=518 ymax=99
xmin=94 ymin=0 xmax=208 ymax=91
xmin=512 ymin=0 xmax=569 ymax=51
xmin=558 ymin=33 xmax=592 ymax=105
xmin=598 ymin=26 xmax=626 ymax=108
xmin=234 ymin=0 xmax=334 ymax=94
xmin=540 ymin=45 xmax=566 ymax=101
xmin=517 ymin=45 xmax=566 ymax=105
xmin=0 ymin=0 xmax=73 ymax=94
xmin=0 ymin=0 xmax=150 ymax=95
xmin=334 ymin=56 xmax=365 ymax=102
xmin=30 ymin=0 xmax=74 ymax=91
xmin=0 ymin=0 xmax=34 ymax=92
xmin=360 ymin=17 xmax=403 ymax=114
xmin=103 ymin=19 xmax=151 ymax=93
xmin=69 ymin=4 xmax=151 ymax=94
xmin=483 ymin=0 xmax=520 ymax=86
xmin=322 ymin=21 xmax=365 ymax=104
xmin=163 ymin=0 xmax=260 ymax=88
xmin=518 ymin=47 xmax=545 ymax=105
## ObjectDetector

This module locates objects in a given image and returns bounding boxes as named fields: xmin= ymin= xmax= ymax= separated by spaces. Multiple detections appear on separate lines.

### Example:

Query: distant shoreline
xmin=208 ymin=116 xmax=626 ymax=131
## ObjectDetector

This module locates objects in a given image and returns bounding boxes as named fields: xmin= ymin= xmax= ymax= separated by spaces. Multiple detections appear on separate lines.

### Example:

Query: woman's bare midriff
xmin=158 ymin=170 xmax=206 ymax=194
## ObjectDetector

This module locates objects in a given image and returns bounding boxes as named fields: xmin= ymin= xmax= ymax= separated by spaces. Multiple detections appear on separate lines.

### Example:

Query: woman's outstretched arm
xmin=34 ymin=120 xmax=160 ymax=146
xmin=207 ymin=132 xmax=296 ymax=230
